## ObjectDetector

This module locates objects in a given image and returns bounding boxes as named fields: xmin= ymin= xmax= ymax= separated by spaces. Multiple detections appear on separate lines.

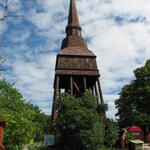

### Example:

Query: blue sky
xmin=0 ymin=0 xmax=150 ymax=118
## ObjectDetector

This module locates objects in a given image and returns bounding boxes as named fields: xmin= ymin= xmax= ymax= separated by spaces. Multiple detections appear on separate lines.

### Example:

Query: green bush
xmin=52 ymin=92 xmax=105 ymax=150
xmin=104 ymin=119 xmax=120 ymax=148
xmin=126 ymin=134 xmax=134 ymax=145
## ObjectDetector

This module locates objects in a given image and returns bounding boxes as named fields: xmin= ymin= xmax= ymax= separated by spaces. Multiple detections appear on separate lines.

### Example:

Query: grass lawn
xmin=27 ymin=143 xmax=122 ymax=150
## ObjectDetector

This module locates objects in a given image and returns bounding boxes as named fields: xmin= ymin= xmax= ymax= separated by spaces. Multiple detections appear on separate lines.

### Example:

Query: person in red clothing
xmin=146 ymin=134 xmax=150 ymax=143
xmin=121 ymin=129 xmax=127 ymax=149
xmin=0 ymin=121 xmax=6 ymax=150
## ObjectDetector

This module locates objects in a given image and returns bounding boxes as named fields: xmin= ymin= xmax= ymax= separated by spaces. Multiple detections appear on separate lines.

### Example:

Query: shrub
xmin=52 ymin=92 xmax=105 ymax=150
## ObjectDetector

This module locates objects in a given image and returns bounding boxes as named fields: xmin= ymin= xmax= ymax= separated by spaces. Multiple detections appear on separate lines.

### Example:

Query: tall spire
xmin=68 ymin=0 xmax=80 ymax=27
xmin=61 ymin=0 xmax=88 ymax=49
xmin=66 ymin=0 xmax=81 ymax=36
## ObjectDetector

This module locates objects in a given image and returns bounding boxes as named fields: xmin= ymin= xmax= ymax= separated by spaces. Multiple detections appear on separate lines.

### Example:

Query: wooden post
xmin=94 ymin=81 xmax=98 ymax=99
xmin=97 ymin=79 xmax=104 ymax=104
xmin=91 ymin=86 xmax=94 ymax=93
xmin=94 ymin=81 xmax=100 ymax=104
xmin=83 ymin=76 xmax=87 ymax=91
xmin=51 ymin=76 xmax=60 ymax=120
xmin=70 ymin=76 xmax=73 ymax=96
xmin=93 ymin=85 xmax=96 ymax=96
xmin=97 ymin=79 xmax=106 ymax=118
xmin=56 ymin=76 xmax=60 ymax=99
xmin=51 ymin=89 xmax=57 ymax=120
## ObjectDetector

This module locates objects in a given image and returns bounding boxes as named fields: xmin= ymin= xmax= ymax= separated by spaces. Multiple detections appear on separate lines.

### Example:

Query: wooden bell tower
xmin=52 ymin=0 xmax=104 ymax=120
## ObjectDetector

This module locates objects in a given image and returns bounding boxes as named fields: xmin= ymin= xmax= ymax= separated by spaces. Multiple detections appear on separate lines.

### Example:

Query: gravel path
xmin=23 ymin=145 xmax=29 ymax=150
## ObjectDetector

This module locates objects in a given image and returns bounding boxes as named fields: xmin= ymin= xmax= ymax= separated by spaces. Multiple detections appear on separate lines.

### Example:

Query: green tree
xmin=104 ymin=119 xmax=119 ymax=148
xmin=52 ymin=92 xmax=105 ymax=150
xmin=0 ymin=80 xmax=50 ymax=150
xmin=115 ymin=60 xmax=150 ymax=133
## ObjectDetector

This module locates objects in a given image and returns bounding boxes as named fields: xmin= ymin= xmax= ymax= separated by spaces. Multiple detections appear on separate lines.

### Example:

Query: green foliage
xmin=115 ymin=59 xmax=150 ymax=132
xmin=80 ymin=121 xmax=104 ymax=150
xmin=126 ymin=134 xmax=134 ymax=145
xmin=99 ymin=147 xmax=120 ymax=150
xmin=104 ymin=119 xmax=120 ymax=148
xmin=52 ymin=92 xmax=105 ymax=150
xmin=28 ymin=143 xmax=46 ymax=150
xmin=0 ymin=80 xmax=50 ymax=150
xmin=97 ymin=103 xmax=108 ymax=113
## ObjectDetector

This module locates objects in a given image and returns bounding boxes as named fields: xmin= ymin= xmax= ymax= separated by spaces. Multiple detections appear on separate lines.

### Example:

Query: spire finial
xmin=68 ymin=0 xmax=80 ymax=26
xmin=66 ymin=0 xmax=81 ymax=36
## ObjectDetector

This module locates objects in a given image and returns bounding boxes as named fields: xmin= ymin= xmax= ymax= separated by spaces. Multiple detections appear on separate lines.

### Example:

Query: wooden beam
xmin=94 ymin=81 xmax=98 ymax=98
xmin=97 ymin=79 xmax=104 ymax=104
xmin=51 ymin=89 xmax=56 ymax=120
xmin=51 ymin=76 xmax=60 ymax=120
xmin=95 ymin=81 xmax=100 ymax=104
xmin=83 ymin=76 xmax=87 ymax=91
xmin=70 ymin=76 xmax=73 ymax=96
xmin=56 ymin=76 xmax=60 ymax=99
xmin=97 ymin=79 xmax=106 ymax=119
xmin=74 ymin=81 xmax=80 ymax=92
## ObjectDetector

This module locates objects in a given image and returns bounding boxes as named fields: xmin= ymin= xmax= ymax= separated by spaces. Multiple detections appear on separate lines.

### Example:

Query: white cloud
xmin=8 ymin=31 xmax=30 ymax=43
xmin=104 ymin=94 xmax=119 ymax=101
xmin=10 ymin=53 xmax=56 ymax=112
xmin=8 ymin=0 xmax=21 ymax=11
xmin=35 ymin=101 xmax=52 ymax=107
xmin=103 ymin=94 xmax=119 ymax=118
xmin=106 ymin=101 xmax=118 ymax=119
xmin=0 ymin=22 xmax=7 ymax=36
xmin=42 ymin=108 xmax=52 ymax=114
xmin=28 ymin=9 xmax=53 ymax=29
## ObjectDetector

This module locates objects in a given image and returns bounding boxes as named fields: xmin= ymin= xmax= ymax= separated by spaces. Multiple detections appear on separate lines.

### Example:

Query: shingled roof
xmin=59 ymin=47 xmax=95 ymax=56
xmin=60 ymin=0 xmax=95 ymax=57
